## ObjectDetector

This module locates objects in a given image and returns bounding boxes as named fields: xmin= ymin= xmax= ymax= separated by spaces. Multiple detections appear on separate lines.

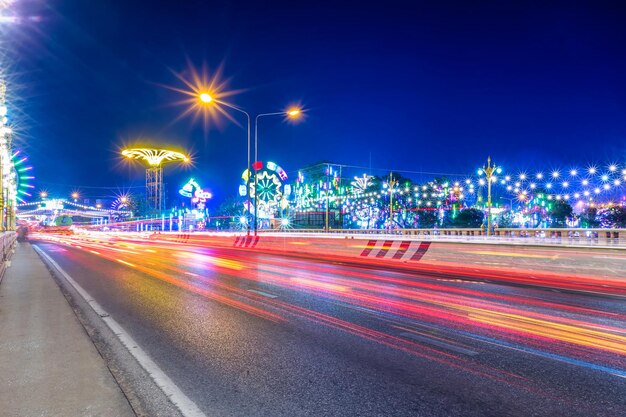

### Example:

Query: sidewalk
xmin=0 ymin=242 xmax=135 ymax=417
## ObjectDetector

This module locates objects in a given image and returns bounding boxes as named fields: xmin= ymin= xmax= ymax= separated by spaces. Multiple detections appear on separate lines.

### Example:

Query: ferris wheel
xmin=240 ymin=161 xmax=290 ymax=217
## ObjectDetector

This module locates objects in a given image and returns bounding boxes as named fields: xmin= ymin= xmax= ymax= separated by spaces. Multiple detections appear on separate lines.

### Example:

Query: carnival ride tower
xmin=122 ymin=148 xmax=189 ymax=214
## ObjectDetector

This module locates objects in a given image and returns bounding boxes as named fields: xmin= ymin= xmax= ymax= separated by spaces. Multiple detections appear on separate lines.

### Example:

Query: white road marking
xmin=247 ymin=289 xmax=278 ymax=298
xmin=398 ymin=332 xmax=479 ymax=356
xmin=34 ymin=245 xmax=207 ymax=417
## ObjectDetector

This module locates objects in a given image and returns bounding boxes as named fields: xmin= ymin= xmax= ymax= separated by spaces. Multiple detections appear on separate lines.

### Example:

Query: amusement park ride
xmin=122 ymin=148 xmax=190 ymax=213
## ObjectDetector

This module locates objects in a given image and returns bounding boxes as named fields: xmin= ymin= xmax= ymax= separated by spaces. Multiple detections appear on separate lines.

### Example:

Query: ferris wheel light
xmin=570 ymin=169 xmax=577 ymax=176
xmin=601 ymin=174 xmax=609 ymax=181
xmin=574 ymin=193 xmax=580 ymax=198
xmin=613 ymin=179 xmax=621 ymax=186
xmin=609 ymin=164 xmax=617 ymax=172
xmin=551 ymin=171 xmax=559 ymax=178
xmin=588 ymin=167 xmax=597 ymax=174
xmin=582 ymin=179 xmax=589 ymax=186
xmin=603 ymin=184 xmax=610 ymax=190
xmin=536 ymin=173 xmax=543 ymax=179
xmin=519 ymin=173 xmax=527 ymax=180
xmin=562 ymin=181 xmax=569 ymax=187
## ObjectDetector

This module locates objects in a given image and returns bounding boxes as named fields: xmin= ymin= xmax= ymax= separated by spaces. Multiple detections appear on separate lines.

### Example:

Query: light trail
xmin=32 ymin=232 xmax=626 ymax=386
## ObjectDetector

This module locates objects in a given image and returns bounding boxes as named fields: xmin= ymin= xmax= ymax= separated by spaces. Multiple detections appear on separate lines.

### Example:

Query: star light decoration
xmin=465 ymin=163 xmax=626 ymax=206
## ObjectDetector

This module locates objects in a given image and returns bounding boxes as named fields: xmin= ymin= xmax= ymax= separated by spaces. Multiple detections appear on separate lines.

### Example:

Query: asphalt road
xmin=33 ymin=237 xmax=626 ymax=417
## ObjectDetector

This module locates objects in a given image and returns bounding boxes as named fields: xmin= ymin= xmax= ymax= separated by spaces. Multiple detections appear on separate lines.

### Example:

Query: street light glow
xmin=199 ymin=93 xmax=212 ymax=103
xmin=287 ymin=109 xmax=301 ymax=117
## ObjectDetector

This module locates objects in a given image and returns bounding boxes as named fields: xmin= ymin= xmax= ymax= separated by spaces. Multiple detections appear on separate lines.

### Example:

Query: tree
xmin=215 ymin=196 xmax=244 ymax=217
xmin=495 ymin=210 xmax=514 ymax=228
xmin=579 ymin=207 xmax=600 ymax=228
xmin=454 ymin=208 xmax=485 ymax=228
xmin=599 ymin=206 xmax=626 ymax=228
xmin=549 ymin=200 xmax=573 ymax=227
xmin=417 ymin=209 xmax=437 ymax=228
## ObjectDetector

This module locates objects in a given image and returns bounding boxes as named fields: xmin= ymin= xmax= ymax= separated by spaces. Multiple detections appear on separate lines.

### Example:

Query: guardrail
xmin=0 ymin=231 xmax=17 ymax=282
xmin=257 ymin=228 xmax=626 ymax=247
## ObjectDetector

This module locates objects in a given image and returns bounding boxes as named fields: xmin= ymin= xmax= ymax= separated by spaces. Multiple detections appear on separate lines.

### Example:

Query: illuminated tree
xmin=579 ymin=207 xmax=600 ymax=228
xmin=599 ymin=206 xmax=626 ymax=228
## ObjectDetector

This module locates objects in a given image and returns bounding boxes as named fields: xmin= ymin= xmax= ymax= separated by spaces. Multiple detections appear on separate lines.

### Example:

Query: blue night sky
xmin=5 ymin=0 xmax=626 ymax=203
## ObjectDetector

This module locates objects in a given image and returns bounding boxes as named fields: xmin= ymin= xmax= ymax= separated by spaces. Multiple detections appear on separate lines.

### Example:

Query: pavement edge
xmin=32 ymin=243 xmax=189 ymax=417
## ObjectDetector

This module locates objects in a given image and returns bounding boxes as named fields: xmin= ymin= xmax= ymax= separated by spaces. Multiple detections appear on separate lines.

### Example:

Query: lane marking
xmin=397 ymin=331 xmax=479 ymax=356
xmin=247 ymin=289 xmax=278 ymax=298
xmin=34 ymin=245 xmax=207 ymax=417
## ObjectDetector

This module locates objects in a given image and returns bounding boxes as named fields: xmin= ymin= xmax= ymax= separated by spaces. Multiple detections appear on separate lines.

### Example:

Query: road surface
xmin=33 ymin=236 xmax=626 ymax=417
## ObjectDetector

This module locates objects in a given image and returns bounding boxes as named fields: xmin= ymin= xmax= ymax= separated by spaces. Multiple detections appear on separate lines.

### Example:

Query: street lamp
xmin=500 ymin=196 xmax=514 ymax=210
xmin=253 ymin=108 xmax=302 ymax=235
xmin=71 ymin=192 xmax=79 ymax=202
xmin=478 ymin=156 xmax=501 ymax=236
xmin=388 ymin=172 xmax=397 ymax=229
xmin=198 ymin=92 xmax=252 ymax=236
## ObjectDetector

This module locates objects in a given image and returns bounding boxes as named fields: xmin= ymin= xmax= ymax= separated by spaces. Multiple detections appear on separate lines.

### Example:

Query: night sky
xmin=5 ymin=0 xmax=626 ymax=204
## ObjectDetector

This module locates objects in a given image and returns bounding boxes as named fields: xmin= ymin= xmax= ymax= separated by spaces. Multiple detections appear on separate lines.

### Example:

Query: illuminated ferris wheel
xmin=240 ymin=161 xmax=289 ymax=218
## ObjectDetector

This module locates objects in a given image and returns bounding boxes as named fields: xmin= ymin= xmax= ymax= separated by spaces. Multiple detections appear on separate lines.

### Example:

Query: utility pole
xmin=325 ymin=163 xmax=330 ymax=232
xmin=389 ymin=172 xmax=397 ymax=229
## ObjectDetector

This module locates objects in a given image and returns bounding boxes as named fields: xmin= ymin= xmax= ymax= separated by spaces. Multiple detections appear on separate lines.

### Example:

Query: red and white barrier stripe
xmin=360 ymin=240 xmax=431 ymax=261
xmin=233 ymin=235 xmax=260 ymax=248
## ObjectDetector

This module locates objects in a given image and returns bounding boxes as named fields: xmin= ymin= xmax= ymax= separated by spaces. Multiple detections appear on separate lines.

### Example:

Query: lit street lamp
xmin=500 ymin=196 xmax=514 ymax=210
xmin=199 ymin=92 xmax=252 ymax=235
xmin=478 ymin=156 xmax=501 ymax=236
xmin=253 ymin=108 xmax=301 ymax=235
xmin=388 ymin=172 xmax=397 ymax=229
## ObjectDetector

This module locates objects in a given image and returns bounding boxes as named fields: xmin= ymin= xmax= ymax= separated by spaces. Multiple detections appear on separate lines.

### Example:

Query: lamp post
xmin=388 ymin=172 xmax=397 ymax=230
xmin=500 ymin=196 xmax=514 ymax=210
xmin=253 ymin=108 xmax=301 ymax=235
xmin=199 ymin=93 xmax=252 ymax=236
xmin=479 ymin=156 xmax=500 ymax=236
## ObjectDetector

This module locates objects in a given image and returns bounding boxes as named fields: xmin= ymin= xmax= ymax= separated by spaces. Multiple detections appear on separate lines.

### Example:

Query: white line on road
xmin=34 ymin=245 xmax=208 ymax=417
xmin=247 ymin=289 xmax=278 ymax=298
xmin=398 ymin=332 xmax=479 ymax=356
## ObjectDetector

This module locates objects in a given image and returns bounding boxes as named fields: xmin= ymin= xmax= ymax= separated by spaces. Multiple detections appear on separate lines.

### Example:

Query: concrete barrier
xmin=131 ymin=231 xmax=626 ymax=283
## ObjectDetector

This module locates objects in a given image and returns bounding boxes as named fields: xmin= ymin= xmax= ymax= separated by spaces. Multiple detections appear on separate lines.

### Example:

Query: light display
xmin=241 ymin=161 xmax=289 ymax=224
xmin=179 ymin=177 xmax=212 ymax=208
xmin=122 ymin=147 xmax=189 ymax=213
xmin=122 ymin=148 xmax=189 ymax=166
xmin=465 ymin=163 xmax=626 ymax=206
xmin=283 ymin=159 xmax=626 ymax=230
xmin=0 ymin=79 xmax=17 ymax=230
